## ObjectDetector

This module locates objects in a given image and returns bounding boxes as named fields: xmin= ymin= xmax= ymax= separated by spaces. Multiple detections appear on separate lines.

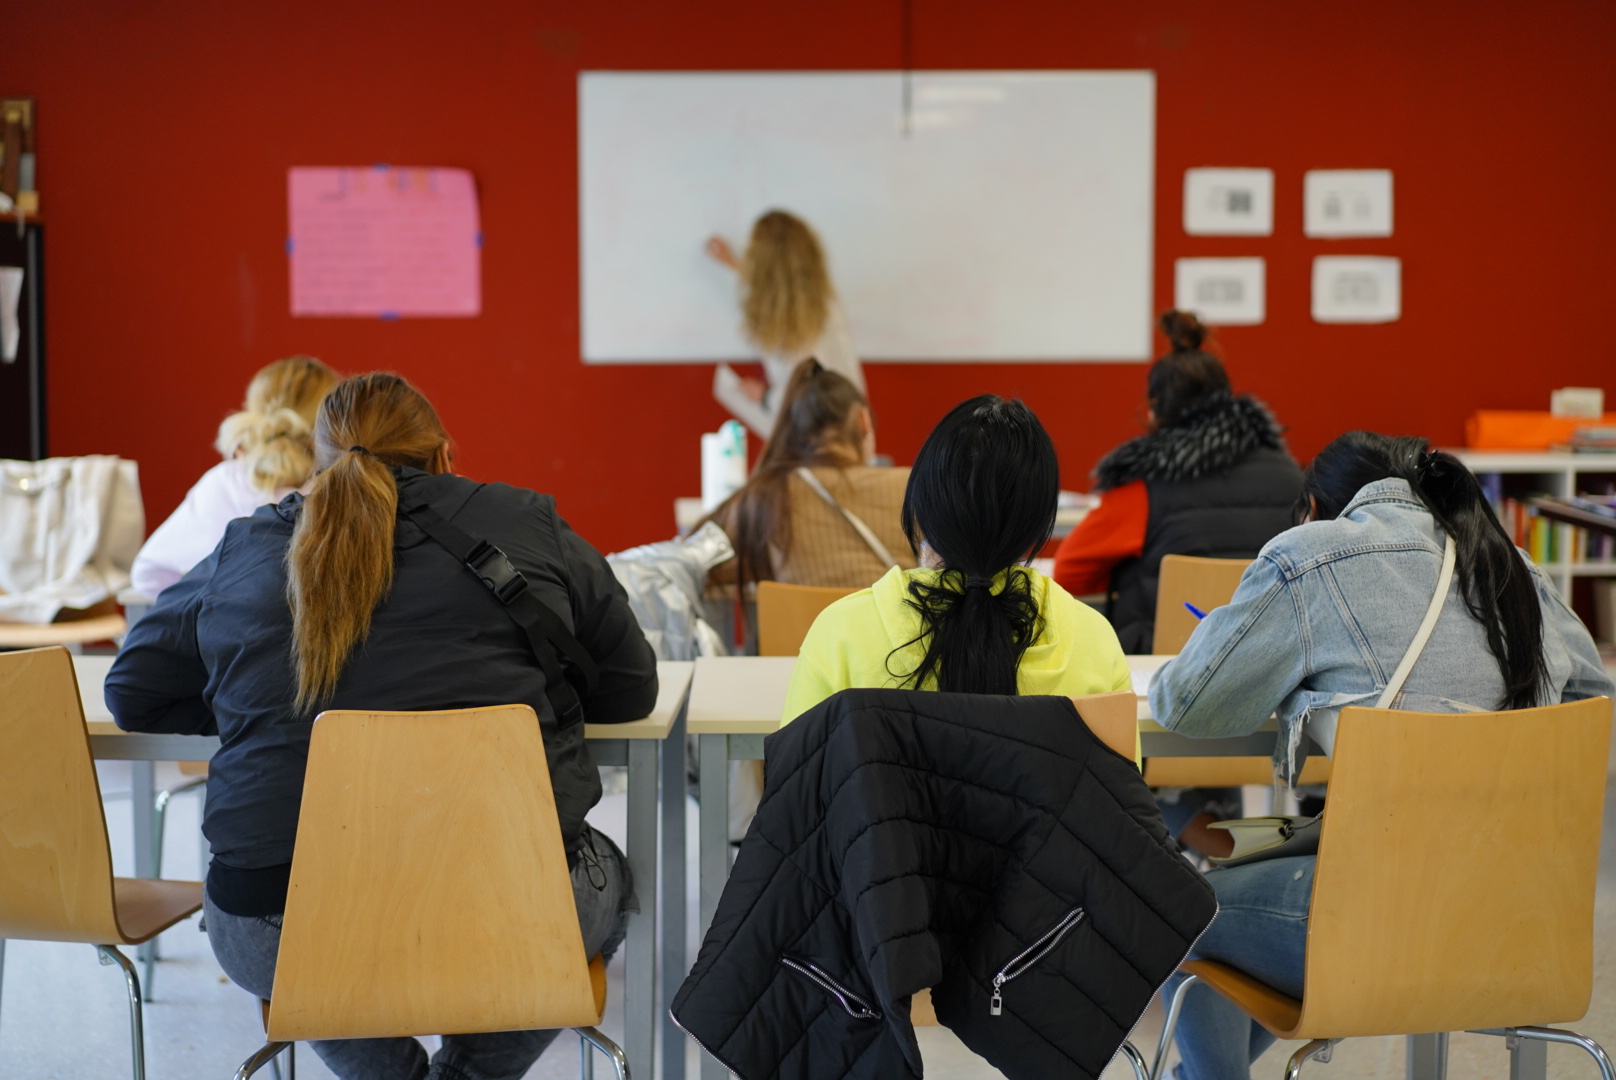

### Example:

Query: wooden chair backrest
xmin=1294 ymin=697 xmax=1612 ymax=1039
xmin=0 ymin=646 xmax=125 ymax=944
xmin=1071 ymin=691 xmax=1140 ymax=761
xmin=757 ymin=581 xmax=857 ymax=656
xmin=1151 ymin=556 xmax=1251 ymax=655
xmin=267 ymin=705 xmax=599 ymax=1042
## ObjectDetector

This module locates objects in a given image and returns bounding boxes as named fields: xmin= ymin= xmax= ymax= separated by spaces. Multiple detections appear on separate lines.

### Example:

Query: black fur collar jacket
xmin=1095 ymin=392 xmax=1288 ymax=491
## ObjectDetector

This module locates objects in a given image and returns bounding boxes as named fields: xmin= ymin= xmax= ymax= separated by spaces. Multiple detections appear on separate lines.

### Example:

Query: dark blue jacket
xmin=107 ymin=468 xmax=657 ymax=915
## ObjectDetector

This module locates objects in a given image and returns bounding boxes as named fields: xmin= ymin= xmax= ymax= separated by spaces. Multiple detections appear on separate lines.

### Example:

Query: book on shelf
xmin=1486 ymin=493 xmax=1616 ymax=567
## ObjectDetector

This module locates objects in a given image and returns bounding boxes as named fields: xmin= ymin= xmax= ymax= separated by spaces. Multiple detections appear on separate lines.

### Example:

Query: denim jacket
xmin=1149 ymin=478 xmax=1614 ymax=781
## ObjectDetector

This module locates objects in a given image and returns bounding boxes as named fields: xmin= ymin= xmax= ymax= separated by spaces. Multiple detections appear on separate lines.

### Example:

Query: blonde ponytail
xmin=217 ymin=356 xmax=339 ymax=491
xmin=287 ymin=373 xmax=448 ymax=712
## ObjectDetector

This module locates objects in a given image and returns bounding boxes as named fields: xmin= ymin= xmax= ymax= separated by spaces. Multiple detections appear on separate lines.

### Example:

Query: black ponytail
xmin=891 ymin=396 xmax=1059 ymax=694
xmin=1299 ymin=431 xmax=1548 ymax=710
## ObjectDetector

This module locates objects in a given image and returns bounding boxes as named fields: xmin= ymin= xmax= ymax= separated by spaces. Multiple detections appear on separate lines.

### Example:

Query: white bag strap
xmin=1375 ymin=534 xmax=1457 ymax=709
xmin=794 ymin=467 xmax=899 ymax=569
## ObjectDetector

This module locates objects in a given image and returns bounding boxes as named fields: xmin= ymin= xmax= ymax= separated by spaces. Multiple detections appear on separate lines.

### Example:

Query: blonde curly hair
xmin=741 ymin=210 xmax=833 ymax=356
xmin=214 ymin=356 xmax=339 ymax=491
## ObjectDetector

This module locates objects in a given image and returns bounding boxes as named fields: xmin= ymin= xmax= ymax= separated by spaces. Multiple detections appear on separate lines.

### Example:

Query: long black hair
xmin=1298 ymin=431 xmax=1547 ymax=710
xmin=890 ymin=395 xmax=1059 ymax=694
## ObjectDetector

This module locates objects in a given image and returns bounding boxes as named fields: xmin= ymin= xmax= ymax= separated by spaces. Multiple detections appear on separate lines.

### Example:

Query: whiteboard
xmin=579 ymin=71 xmax=1155 ymax=363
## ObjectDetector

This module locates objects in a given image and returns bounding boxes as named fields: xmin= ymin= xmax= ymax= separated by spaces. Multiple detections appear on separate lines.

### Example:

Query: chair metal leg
xmin=1118 ymin=1040 xmax=1150 ymax=1080
xmin=269 ymin=1054 xmax=281 ymax=1080
xmin=234 ymin=1041 xmax=293 ymax=1080
xmin=96 ymin=945 xmax=145 ymax=1080
xmin=576 ymin=1026 xmax=630 ymax=1080
xmin=1151 ymin=974 xmax=1200 ymax=1080
xmin=1472 ymin=1026 xmax=1616 ymax=1080
xmin=1284 ymin=1038 xmax=1338 ymax=1080
xmin=286 ymin=1041 xmax=296 ymax=1080
xmin=581 ymin=1032 xmax=595 ymax=1080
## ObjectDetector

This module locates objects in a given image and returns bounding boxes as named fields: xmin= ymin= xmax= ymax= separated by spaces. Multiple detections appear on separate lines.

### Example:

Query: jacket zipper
xmin=990 ymin=907 xmax=1086 ymax=1016
xmin=781 ymin=956 xmax=883 ymax=1020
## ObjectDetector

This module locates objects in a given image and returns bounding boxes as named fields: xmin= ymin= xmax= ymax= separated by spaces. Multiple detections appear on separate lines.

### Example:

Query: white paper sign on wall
xmin=1312 ymin=256 xmax=1401 ymax=323
xmin=1183 ymin=168 xmax=1274 ymax=236
xmin=1304 ymin=170 xmax=1393 ymax=238
xmin=1175 ymin=258 xmax=1266 ymax=325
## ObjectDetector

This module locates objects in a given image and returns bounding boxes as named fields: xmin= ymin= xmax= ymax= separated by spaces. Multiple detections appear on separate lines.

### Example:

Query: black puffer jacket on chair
xmin=671 ymin=689 xmax=1218 ymax=1080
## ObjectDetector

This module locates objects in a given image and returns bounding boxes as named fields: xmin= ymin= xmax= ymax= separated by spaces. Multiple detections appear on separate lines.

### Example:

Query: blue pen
xmin=1184 ymin=602 xmax=1208 ymax=620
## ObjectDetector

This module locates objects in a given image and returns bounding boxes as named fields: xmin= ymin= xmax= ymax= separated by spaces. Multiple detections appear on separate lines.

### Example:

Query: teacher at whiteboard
xmin=705 ymin=209 xmax=866 ymax=438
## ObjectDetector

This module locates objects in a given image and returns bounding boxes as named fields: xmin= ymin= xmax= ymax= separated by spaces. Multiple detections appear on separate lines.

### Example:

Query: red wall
xmin=12 ymin=0 xmax=1616 ymax=553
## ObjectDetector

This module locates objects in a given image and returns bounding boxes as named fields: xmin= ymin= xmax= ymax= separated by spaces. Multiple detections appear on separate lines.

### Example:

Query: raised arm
xmin=704 ymin=235 xmax=741 ymax=271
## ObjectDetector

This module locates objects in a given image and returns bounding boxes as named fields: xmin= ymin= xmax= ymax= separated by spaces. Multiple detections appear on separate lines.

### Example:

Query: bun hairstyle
xmin=1147 ymin=310 xmax=1230 ymax=429
xmin=893 ymin=395 xmax=1059 ymax=695
xmin=286 ymin=373 xmax=448 ymax=713
xmin=706 ymin=358 xmax=869 ymax=588
xmin=1298 ymin=431 xmax=1548 ymax=711
xmin=215 ymin=356 xmax=339 ymax=492
xmin=741 ymin=210 xmax=833 ymax=356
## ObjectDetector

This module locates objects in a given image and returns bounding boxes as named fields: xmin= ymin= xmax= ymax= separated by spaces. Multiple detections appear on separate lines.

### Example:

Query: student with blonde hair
xmin=130 ymin=355 xmax=338 ymax=596
xmin=706 ymin=209 xmax=866 ymax=436
xmin=107 ymin=372 xmax=657 ymax=1080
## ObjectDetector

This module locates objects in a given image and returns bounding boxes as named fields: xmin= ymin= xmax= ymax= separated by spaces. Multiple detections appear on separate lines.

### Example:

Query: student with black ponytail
xmin=1147 ymin=430 xmax=1612 ymax=1080
xmin=782 ymin=395 xmax=1133 ymax=724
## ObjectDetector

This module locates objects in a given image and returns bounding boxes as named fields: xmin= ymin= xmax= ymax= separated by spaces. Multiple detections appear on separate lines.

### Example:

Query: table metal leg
xmin=697 ymin=734 xmax=730 ymax=1080
xmin=1407 ymin=1033 xmax=1450 ymax=1080
xmin=625 ymin=739 xmax=659 ymax=1080
xmin=131 ymin=761 xmax=158 ymax=1000
xmin=660 ymin=709 xmax=688 ymax=1080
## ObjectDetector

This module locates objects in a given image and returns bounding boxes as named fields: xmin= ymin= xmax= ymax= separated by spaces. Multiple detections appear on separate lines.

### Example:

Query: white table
xmin=72 ymin=655 xmax=694 ymax=1080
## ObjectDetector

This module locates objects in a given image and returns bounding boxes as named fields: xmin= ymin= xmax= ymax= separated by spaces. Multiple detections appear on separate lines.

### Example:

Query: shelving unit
xmin=1450 ymin=450 xmax=1616 ymax=599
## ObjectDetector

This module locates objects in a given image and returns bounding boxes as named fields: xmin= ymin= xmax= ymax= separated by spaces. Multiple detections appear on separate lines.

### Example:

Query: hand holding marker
xmin=1184 ymin=603 xmax=1208 ymax=621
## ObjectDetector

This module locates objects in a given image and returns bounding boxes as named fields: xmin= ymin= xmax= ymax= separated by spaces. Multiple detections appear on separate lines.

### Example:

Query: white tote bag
xmin=0 ymin=456 xmax=145 ymax=623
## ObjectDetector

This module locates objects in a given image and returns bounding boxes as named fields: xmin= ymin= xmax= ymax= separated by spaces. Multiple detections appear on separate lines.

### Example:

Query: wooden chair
xmin=1145 ymin=555 xmax=1331 ymax=788
xmin=1152 ymin=698 xmax=1616 ymax=1080
xmin=756 ymin=581 xmax=856 ymax=657
xmin=911 ymin=691 xmax=1150 ymax=1080
xmin=0 ymin=646 xmax=204 ymax=1080
xmin=231 ymin=705 xmax=628 ymax=1080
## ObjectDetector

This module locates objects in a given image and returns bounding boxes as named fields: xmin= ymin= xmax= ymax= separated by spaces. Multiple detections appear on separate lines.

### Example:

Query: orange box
xmin=1464 ymin=410 xmax=1616 ymax=450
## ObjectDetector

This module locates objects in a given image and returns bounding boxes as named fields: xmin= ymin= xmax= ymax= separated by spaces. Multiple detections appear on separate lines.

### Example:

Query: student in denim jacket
xmin=1149 ymin=431 xmax=1612 ymax=1080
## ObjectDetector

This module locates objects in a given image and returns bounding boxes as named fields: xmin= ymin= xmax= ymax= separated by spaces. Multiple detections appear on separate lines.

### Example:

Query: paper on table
xmin=0 ymin=265 xmax=22 ymax=361
xmin=288 ymin=166 xmax=480 ymax=317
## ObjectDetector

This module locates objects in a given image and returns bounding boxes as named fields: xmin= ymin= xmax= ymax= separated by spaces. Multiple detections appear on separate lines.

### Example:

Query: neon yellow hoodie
xmin=782 ymin=564 xmax=1134 ymax=727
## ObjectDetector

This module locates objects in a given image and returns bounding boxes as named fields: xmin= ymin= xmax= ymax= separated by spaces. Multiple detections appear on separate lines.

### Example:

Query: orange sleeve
xmin=1052 ymin=481 xmax=1149 ymax=596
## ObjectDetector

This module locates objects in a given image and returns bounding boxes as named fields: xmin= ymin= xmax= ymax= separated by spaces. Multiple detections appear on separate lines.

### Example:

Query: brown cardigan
xmin=710 ymin=465 xmax=915 ymax=590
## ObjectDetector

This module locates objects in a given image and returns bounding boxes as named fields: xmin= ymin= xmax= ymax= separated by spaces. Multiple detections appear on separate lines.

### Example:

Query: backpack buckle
xmin=466 ymin=540 xmax=527 ymax=605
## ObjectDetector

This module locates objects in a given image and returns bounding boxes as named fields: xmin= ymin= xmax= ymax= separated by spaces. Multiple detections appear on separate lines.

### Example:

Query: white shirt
xmin=130 ymin=458 xmax=300 ymax=598
xmin=714 ymin=297 xmax=865 ymax=438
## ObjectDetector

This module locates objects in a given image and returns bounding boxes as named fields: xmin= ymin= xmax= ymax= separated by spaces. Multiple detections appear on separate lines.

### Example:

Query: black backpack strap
xmin=400 ymin=498 xmax=598 ymax=728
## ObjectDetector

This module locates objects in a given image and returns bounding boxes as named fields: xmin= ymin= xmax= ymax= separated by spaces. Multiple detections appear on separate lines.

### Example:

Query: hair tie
xmin=963 ymin=574 xmax=994 ymax=591
xmin=349 ymin=445 xmax=374 ymax=457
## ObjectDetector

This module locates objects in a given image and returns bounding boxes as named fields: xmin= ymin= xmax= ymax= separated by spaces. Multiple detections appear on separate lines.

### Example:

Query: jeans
xmin=1167 ymin=855 xmax=1313 ymax=1080
xmin=206 ymin=823 xmax=633 ymax=1080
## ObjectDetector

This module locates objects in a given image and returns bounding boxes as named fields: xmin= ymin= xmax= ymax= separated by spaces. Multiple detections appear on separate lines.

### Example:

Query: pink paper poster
xmin=288 ymin=166 xmax=480 ymax=317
